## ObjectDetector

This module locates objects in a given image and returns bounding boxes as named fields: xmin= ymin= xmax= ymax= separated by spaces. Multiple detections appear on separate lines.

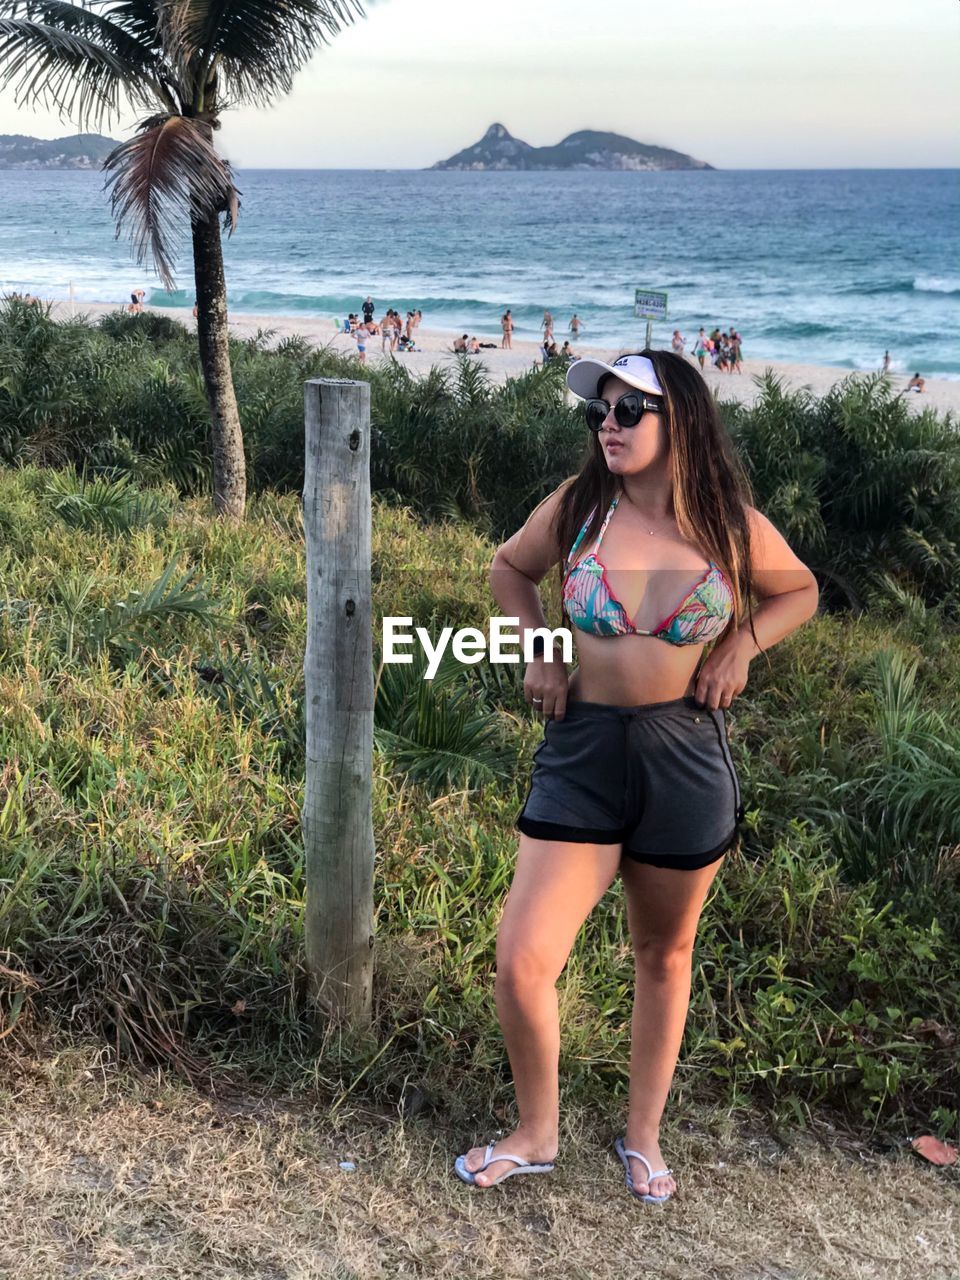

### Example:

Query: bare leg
xmin=617 ymin=856 xmax=725 ymax=1199
xmin=462 ymin=833 xmax=622 ymax=1185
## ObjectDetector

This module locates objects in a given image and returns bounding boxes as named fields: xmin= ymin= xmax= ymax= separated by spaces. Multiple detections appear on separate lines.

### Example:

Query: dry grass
xmin=1 ymin=1039 xmax=957 ymax=1280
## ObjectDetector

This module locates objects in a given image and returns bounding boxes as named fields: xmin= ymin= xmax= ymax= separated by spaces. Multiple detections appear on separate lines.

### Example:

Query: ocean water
xmin=1 ymin=167 xmax=958 ymax=376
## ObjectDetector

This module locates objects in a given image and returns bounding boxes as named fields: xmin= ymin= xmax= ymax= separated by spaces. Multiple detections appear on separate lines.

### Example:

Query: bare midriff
xmin=564 ymin=632 xmax=702 ymax=706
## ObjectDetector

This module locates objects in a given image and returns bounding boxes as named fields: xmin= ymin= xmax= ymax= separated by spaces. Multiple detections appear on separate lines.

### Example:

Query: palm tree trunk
xmin=192 ymin=209 xmax=246 ymax=518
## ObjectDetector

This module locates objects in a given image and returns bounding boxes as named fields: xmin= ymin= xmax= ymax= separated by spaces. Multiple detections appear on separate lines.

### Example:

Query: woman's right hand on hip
xmin=524 ymin=656 xmax=569 ymax=721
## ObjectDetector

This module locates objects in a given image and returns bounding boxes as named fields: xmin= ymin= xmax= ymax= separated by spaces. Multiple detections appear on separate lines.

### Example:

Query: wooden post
xmin=302 ymin=377 xmax=375 ymax=1028
xmin=645 ymin=319 xmax=653 ymax=350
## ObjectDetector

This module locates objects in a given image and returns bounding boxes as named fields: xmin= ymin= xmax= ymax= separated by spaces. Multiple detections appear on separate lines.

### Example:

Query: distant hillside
xmin=0 ymin=133 xmax=119 ymax=170
xmin=431 ymin=123 xmax=713 ymax=171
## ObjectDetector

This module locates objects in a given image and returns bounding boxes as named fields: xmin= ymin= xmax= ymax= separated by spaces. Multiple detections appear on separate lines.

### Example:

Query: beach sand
xmin=47 ymin=299 xmax=960 ymax=416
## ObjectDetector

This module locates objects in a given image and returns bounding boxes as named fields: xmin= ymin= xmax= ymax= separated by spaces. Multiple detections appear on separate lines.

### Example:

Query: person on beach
xmin=729 ymin=331 xmax=743 ymax=374
xmin=353 ymin=322 xmax=370 ymax=364
xmin=882 ymin=351 xmax=892 ymax=373
xmin=454 ymin=334 xmax=469 ymax=354
xmin=671 ymin=330 xmax=686 ymax=358
xmin=380 ymin=310 xmax=396 ymax=354
xmin=542 ymin=311 xmax=555 ymax=344
xmin=906 ymin=372 xmax=926 ymax=393
xmin=362 ymin=296 xmax=375 ymax=324
xmin=560 ymin=340 xmax=575 ymax=361
xmin=692 ymin=329 xmax=708 ymax=371
xmin=717 ymin=334 xmax=733 ymax=373
xmin=469 ymin=336 xmax=482 ymax=354
xmin=501 ymin=310 xmax=514 ymax=350
xmin=570 ymin=314 xmax=584 ymax=336
xmin=129 ymin=287 xmax=146 ymax=313
xmin=455 ymin=349 xmax=819 ymax=1201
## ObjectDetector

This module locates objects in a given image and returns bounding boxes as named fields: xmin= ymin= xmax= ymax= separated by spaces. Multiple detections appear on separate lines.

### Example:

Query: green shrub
xmin=722 ymin=371 xmax=960 ymax=618
xmin=0 ymin=470 xmax=957 ymax=1132
xmin=3 ymin=306 xmax=960 ymax=626
xmin=97 ymin=308 xmax=191 ymax=344
xmin=42 ymin=470 xmax=170 ymax=532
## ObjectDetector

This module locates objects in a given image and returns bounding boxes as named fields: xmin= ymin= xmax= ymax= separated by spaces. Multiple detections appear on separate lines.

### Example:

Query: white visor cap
xmin=566 ymin=353 xmax=663 ymax=401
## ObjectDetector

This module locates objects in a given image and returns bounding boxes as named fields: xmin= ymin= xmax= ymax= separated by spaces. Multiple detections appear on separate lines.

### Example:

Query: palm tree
xmin=0 ymin=0 xmax=364 ymax=518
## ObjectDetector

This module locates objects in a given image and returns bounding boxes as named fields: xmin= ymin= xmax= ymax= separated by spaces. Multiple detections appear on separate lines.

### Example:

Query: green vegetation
xmin=0 ymin=461 xmax=957 ymax=1137
xmin=0 ymin=0 xmax=365 ymax=517
xmin=2 ymin=299 xmax=959 ymax=619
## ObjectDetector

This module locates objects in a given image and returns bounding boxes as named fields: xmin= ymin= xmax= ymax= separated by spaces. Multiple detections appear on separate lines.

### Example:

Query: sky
xmin=1 ymin=0 xmax=958 ymax=169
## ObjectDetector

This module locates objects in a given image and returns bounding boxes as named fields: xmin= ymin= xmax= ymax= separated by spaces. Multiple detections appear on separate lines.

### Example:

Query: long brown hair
xmin=555 ymin=348 xmax=760 ymax=652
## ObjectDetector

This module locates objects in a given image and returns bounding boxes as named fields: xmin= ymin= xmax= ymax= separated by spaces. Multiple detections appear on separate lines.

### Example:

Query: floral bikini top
xmin=562 ymin=492 xmax=735 ymax=645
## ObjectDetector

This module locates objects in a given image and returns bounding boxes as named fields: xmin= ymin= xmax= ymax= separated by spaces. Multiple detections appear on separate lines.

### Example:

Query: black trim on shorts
xmin=515 ymin=815 xmax=626 ymax=844
xmin=624 ymin=824 xmax=740 ymax=870
xmin=710 ymin=710 xmax=743 ymax=830
xmin=515 ymin=818 xmax=742 ymax=870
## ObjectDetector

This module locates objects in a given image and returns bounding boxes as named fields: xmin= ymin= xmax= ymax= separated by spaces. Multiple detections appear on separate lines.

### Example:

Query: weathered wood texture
xmin=302 ymin=378 xmax=375 ymax=1026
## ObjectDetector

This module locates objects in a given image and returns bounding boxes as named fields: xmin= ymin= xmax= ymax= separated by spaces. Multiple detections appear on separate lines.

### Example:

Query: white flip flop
xmin=454 ymin=1140 xmax=556 ymax=1187
xmin=614 ymin=1136 xmax=674 ymax=1204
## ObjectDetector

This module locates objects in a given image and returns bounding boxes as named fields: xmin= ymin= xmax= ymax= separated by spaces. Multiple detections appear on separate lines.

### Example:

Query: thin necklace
xmin=619 ymin=486 xmax=674 ymax=536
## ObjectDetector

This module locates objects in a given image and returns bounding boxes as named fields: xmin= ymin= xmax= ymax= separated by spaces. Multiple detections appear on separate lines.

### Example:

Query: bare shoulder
xmin=743 ymin=504 xmax=818 ymax=597
xmin=493 ymin=477 xmax=577 ymax=582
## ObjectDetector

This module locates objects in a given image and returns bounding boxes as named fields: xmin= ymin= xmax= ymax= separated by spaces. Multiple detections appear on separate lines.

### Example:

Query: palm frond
xmin=42 ymin=469 xmax=169 ymax=531
xmin=103 ymin=111 xmax=233 ymax=288
xmin=373 ymin=643 xmax=515 ymax=792
xmin=0 ymin=1 xmax=167 ymax=128
xmin=93 ymin=0 xmax=165 ymax=51
xmin=82 ymin=554 xmax=222 ymax=653
xmin=159 ymin=0 xmax=364 ymax=105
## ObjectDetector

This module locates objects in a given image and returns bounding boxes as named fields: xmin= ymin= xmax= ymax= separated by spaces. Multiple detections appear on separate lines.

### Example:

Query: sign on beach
xmin=634 ymin=289 xmax=668 ymax=320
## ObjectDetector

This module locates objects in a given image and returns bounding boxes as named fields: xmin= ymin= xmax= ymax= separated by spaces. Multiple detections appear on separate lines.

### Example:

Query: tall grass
xmin=3 ymin=301 xmax=959 ymax=623
xmin=0 ymin=466 xmax=957 ymax=1134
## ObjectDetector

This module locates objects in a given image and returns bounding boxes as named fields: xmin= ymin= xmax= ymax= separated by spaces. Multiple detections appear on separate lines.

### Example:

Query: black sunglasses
xmin=583 ymin=390 xmax=663 ymax=432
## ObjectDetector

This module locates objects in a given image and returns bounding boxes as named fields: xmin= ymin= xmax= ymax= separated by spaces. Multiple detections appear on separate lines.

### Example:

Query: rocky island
xmin=431 ymin=123 xmax=712 ymax=171
xmin=0 ymin=133 xmax=119 ymax=170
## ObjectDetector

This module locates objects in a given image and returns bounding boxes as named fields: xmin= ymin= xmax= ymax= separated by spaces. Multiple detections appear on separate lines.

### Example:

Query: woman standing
xmin=692 ymin=328 xmax=708 ymax=370
xmin=501 ymin=309 xmax=514 ymax=349
xmin=455 ymin=350 xmax=818 ymax=1202
xmin=353 ymin=321 xmax=370 ymax=364
xmin=730 ymin=329 xmax=744 ymax=373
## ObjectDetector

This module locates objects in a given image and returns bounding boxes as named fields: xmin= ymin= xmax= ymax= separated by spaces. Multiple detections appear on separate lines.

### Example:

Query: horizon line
xmin=3 ymin=160 xmax=958 ymax=174
xmin=113 ymin=164 xmax=960 ymax=172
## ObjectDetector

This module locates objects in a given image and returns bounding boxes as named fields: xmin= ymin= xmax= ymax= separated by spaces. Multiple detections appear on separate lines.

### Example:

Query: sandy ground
xmin=2 ymin=1041 xmax=958 ymax=1280
xmin=47 ymin=298 xmax=960 ymax=416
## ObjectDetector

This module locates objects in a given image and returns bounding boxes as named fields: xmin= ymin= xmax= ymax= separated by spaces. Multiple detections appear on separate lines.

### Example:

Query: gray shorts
xmin=516 ymin=696 xmax=745 ymax=870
